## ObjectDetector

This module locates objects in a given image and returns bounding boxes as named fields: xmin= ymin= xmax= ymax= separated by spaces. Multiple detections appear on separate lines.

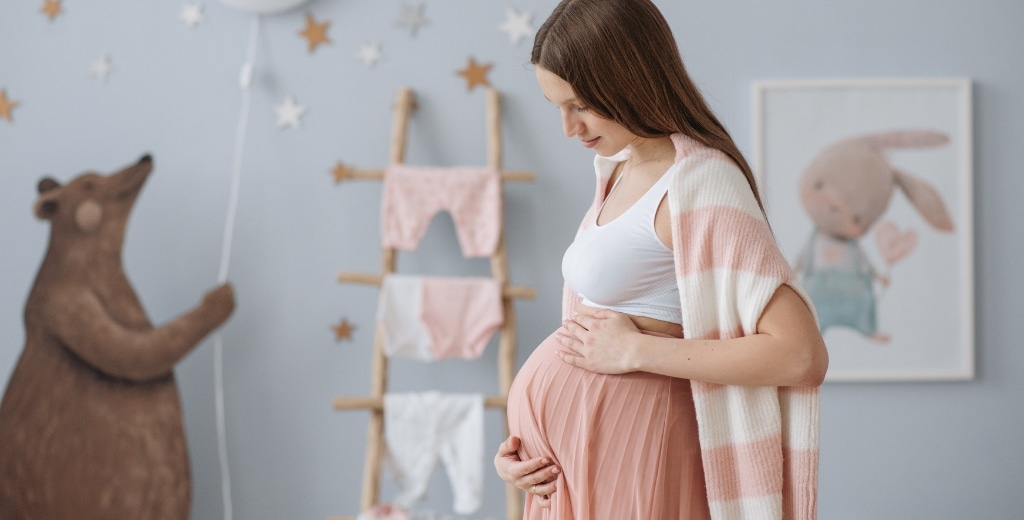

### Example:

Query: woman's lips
xmin=581 ymin=136 xmax=599 ymax=149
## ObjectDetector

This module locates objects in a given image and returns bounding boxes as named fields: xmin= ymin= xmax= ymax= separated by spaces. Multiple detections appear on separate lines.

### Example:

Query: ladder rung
xmin=333 ymin=394 xmax=507 ymax=411
xmin=337 ymin=271 xmax=536 ymax=300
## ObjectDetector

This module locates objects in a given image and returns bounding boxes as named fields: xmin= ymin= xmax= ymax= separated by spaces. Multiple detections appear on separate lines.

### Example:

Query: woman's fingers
xmin=528 ymin=469 xmax=559 ymax=507
xmin=516 ymin=455 xmax=556 ymax=476
xmin=554 ymin=332 xmax=583 ymax=352
xmin=497 ymin=435 xmax=520 ymax=456
xmin=521 ymin=466 xmax=559 ymax=491
xmin=493 ymin=436 xmax=561 ymax=499
xmin=562 ymin=317 xmax=588 ymax=335
xmin=532 ymin=468 xmax=560 ymax=491
xmin=513 ymin=457 xmax=559 ymax=486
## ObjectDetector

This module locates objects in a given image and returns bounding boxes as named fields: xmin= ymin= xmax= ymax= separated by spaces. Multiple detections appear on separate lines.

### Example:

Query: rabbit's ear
xmin=893 ymin=169 xmax=954 ymax=232
xmin=868 ymin=130 xmax=949 ymax=149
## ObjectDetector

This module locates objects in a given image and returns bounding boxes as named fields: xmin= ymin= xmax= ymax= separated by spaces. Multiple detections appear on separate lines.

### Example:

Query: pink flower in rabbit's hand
xmin=875 ymin=220 xmax=918 ymax=266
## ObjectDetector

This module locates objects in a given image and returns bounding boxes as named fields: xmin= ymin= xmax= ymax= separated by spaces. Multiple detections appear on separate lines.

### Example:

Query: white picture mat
xmin=752 ymin=78 xmax=974 ymax=382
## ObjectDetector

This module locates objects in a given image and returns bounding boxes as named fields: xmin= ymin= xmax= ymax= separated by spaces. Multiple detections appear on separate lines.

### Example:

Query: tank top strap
xmin=633 ymin=169 xmax=673 ymax=216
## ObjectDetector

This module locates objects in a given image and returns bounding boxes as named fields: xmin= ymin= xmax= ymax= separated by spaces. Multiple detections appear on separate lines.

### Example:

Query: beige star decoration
xmin=331 ymin=162 xmax=354 ymax=184
xmin=0 ymin=89 xmax=19 ymax=123
xmin=41 ymin=0 xmax=63 ymax=21
xmin=298 ymin=13 xmax=331 ymax=53
xmin=332 ymin=318 xmax=355 ymax=342
xmin=456 ymin=57 xmax=493 ymax=91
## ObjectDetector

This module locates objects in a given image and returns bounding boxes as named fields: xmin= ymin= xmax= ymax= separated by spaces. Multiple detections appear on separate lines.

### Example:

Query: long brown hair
xmin=532 ymin=0 xmax=765 ymax=214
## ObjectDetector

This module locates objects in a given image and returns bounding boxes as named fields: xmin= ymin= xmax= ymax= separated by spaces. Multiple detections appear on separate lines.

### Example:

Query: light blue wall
xmin=1 ymin=1 xmax=1021 ymax=519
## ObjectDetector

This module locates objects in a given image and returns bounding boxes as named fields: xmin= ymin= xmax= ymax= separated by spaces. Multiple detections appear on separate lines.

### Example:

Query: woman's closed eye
xmin=558 ymin=104 xmax=588 ymax=114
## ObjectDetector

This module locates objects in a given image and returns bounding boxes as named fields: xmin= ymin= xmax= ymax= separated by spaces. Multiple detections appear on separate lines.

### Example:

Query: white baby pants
xmin=383 ymin=392 xmax=484 ymax=514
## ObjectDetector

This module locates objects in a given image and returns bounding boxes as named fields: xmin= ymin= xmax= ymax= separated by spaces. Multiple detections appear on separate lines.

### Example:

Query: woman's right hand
xmin=494 ymin=435 xmax=560 ymax=508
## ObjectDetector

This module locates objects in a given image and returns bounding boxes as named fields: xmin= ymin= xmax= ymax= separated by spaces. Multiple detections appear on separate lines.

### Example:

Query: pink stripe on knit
xmin=717 ymin=324 xmax=745 ymax=341
xmin=702 ymin=435 xmax=785 ymax=501
xmin=690 ymin=378 xmax=821 ymax=401
xmin=672 ymin=206 xmax=792 ymax=279
xmin=783 ymin=448 xmax=819 ymax=520
xmin=670 ymin=133 xmax=726 ymax=163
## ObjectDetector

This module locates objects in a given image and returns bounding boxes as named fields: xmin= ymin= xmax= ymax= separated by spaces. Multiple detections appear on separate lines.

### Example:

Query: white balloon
xmin=219 ymin=0 xmax=312 ymax=15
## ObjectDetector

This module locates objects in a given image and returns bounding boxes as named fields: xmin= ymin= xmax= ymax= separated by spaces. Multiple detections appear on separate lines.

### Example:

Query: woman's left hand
xmin=556 ymin=309 xmax=640 ymax=374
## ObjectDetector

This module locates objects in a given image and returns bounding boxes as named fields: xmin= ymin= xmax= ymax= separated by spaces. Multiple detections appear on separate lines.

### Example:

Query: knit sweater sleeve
xmin=666 ymin=133 xmax=820 ymax=520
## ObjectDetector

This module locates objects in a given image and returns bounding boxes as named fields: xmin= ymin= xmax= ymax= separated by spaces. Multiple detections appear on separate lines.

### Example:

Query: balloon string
xmin=214 ymin=14 xmax=261 ymax=520
xmin=218 ymin=16 xmax=259 ymax=283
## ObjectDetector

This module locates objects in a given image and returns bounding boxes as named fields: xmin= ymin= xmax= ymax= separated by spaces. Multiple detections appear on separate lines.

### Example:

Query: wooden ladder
xmin=331 ymin=86 xmax=534 ymax=520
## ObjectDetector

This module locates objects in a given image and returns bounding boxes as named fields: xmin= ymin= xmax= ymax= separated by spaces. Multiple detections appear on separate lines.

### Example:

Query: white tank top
xmin=562 ymin=170 xmax=682 ymax=324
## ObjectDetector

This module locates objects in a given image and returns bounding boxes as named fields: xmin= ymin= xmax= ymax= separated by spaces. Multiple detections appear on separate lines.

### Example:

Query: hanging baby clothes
xmin=377 ymin=275 xmax=504 ymax=361
xmin=384 ymin=392 xmax=484 ymax=515
xmin=381 ymin=165 xmax=502 ymax=258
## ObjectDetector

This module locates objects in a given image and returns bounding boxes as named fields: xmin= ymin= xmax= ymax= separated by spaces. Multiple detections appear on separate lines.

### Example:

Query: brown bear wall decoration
xmin=0 ymin=155 xmax=236 ymax=520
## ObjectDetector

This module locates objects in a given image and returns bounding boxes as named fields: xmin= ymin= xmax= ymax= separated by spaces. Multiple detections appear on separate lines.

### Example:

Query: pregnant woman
xmin=496 ymin=1 xmax=829 ymax=519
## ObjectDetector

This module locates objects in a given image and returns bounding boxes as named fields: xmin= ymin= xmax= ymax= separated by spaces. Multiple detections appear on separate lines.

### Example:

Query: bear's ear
xmin=34 ymin=193 xmax=59 ymax=221
xmin=38 ymin=177 xmax=60 ymax=194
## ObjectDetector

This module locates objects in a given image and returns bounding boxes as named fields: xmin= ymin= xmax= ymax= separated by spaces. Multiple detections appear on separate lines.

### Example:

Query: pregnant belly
xmin=506 ymin=328 xmax=708 ymax=518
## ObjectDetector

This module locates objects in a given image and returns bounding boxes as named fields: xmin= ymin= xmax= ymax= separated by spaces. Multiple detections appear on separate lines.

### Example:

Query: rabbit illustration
xmin=793 ymin=130 xmax=954 ymax=343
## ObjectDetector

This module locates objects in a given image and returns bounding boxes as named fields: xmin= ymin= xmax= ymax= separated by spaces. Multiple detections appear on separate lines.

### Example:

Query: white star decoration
xmin=395 ymin=2 xmax=428 ymax=37
xmin=274 ymin=96 xmax=307 ymax=129
xmin=498 ymin=7 xmax=534 ymax=46
xmin=181 ymin=2 xmax=205 ymax=28
xmin=89 ymin=55 xmax=114 ymax=83
xmin=355 ymin=42 xmax=383 ymax=68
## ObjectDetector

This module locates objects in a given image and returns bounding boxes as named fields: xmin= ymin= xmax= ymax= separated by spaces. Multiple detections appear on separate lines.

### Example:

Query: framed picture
xmin=752 ymin=78 xmax=973 ymax=382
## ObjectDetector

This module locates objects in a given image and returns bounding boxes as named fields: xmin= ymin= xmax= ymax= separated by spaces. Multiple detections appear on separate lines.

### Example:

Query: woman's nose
xmin=561 ymin=111 xmax=581 ymax=137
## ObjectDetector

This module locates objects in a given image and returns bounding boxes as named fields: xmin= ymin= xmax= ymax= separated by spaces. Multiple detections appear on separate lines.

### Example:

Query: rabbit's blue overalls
xmin=799 ymin=232 xmax=877 ymax=335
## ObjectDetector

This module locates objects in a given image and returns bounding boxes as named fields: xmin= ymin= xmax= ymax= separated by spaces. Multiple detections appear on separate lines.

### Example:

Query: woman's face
xmin=535 ymin=66 xmax=637 ymax=157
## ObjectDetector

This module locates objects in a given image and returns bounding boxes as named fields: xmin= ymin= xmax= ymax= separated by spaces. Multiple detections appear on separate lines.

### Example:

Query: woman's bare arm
xmin=557 ymin=285 xmax=828 ymax=387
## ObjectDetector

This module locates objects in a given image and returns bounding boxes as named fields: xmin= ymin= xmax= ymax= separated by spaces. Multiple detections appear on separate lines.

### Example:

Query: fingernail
xmin=541 ymin=458 xmax=549 ymax=464
xmin=552 ymin=467 xmax=560 ymax=474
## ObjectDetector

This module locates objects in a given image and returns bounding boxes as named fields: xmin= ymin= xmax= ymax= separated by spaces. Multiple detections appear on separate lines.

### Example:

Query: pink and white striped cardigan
xmin=562 ymin=132 xmax=820 ymax=519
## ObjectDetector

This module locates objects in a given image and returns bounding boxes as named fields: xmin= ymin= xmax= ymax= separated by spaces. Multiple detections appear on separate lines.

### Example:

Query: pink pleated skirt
xmin=507 ymin=329 xmax=710 ymax=520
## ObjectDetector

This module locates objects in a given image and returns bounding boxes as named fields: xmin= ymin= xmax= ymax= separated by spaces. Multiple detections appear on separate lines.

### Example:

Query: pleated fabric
xmin=507 ymin=329 xmax=710 ymax=520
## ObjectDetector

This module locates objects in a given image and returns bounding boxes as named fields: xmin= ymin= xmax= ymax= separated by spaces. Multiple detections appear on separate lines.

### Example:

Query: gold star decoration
xmin=331 ymin=162 xmax=353 ymax=184
xmin=0 ymin=89 xmax=19 ymax=123
xmin=41 ymin=0 xmax=63 ymax=21
xmin=298 ymin=13 xmax=331 ymax=53
xmin=332 ymin=318 xmax=355 ymax=342
xmin=456 ymin=57 xmax=493 ymax=91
